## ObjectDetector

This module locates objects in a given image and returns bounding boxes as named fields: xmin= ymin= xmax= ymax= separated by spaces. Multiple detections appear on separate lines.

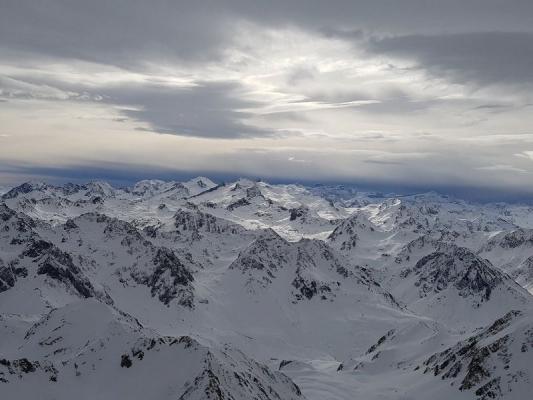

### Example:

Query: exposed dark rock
xmin=0 ymin=203 xmax=17 ymax=221
xmin=22 ymin=239 xmax=95 ymax=298
xmin=64 ymin=219 xmax=78 ymax=230
xmin=2 ymin=182 xmax=47 ymax=200
xmin=420 ymin=310 xmax=531 ymax=399
xmin=120 ymin=354 xmax=132 ymax=368
xmin=289 ymin=206 xmax=308 ymax=221
xmin=365 ymin=330 xmax=395 ymax=355
xmin=22 ymin=239 xmax=54 ymax=258
xmin=226 ymin=197 xmax=251 ymax=211
xmin=131 ymin=248 xmax=194 ymax=307
xmin=14 ymin=358 xmax=36 ymax=374
xmin=474 ymin=377 xmax=502 ymax=400
xmin=411 ymin=246 xmax=504 ymax=300
xmin=186 ymin=183 xmax=225 ymax=199
xmin=0 ymin=260 xmax=28 ymax=293
xmin=174 ymin=209 xmax=242 ymax=235
xmin=291 ymin=276 xmax=331 ymax=300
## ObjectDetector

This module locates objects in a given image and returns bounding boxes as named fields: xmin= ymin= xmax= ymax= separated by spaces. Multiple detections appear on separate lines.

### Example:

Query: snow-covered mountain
xmin=0 ymin=300 xmax=304 ymax=400
xmin=388 ymin=244 xmax=531 ymax=328
xmin=1 ymin=177 xmax=533 ymax=399
xmin=420 ymin=309 xmax=533 ymax=400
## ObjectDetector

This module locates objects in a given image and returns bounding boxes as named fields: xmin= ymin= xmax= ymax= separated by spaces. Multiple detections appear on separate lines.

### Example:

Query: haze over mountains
xmin=0 ymin=176 xmax=532 ymax=399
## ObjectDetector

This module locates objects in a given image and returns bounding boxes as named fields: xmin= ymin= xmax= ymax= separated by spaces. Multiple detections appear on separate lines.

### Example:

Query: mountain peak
xmin=1 ymin=181 xmax=50 ymax=199
xmin=410 ymin=246 xmax=504 ymax=300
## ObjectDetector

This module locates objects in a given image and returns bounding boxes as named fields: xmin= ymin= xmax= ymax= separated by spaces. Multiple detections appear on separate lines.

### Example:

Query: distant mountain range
xmin=1 ymin=177 xmax=532 ymax=400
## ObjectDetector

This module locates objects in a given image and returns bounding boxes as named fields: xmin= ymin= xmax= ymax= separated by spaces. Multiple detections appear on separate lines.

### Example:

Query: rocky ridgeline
xmin=420 ymin=310 xmax=533 ymax=399
xmin=404 ymin=246 xmax=504 ymax=300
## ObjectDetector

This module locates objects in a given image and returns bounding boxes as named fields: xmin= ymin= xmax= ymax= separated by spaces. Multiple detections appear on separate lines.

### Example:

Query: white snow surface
xmin=1 ymin=178 xmax=532 ymax=400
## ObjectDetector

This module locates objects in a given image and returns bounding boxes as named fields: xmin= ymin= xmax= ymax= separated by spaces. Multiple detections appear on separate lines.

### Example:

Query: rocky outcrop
xmin=403 ymin=246 xmax=504 ymax=301
xmin=420 ymin=310 xmax=533 ymax=399
xmin=0 ymin=259 xmax=27 ymax=293
xmin=22 ymin=239 xmax=96 ymax=299
xmin=174 ymin=209 xmax=243 ymax=235
xmin=1 ymin=182 xmax=50 ymax=200
xmin=327 ymin=213 xmax=376 ymax=251
xmin=483 ymin=229 xmax=533 ymax=251
xmin=130 ymin=248 xmax=194 ymax=307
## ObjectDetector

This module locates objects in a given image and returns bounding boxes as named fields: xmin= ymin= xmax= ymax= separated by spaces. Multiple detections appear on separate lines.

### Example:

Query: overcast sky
xmin=1 ymin=1 xmax=533 ymax=200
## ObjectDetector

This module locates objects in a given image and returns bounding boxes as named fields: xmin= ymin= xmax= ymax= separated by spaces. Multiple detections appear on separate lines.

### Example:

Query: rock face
xmin=1 ymin=182 xmax=51 ymax=200
xmin=420 ymin=310 xmax=533 ymax=400
xmin=478 ymin=229 xmax=533 ymax=294
xmin=55 ymin=213 xmax=197 ymax=308
xmin=0 ymin=203 xmax=37 ymax=241
xmin=173 ymin=209 xmax=244 ymax=235
xmin=0 ymin=206 xmax=97 ymax=300
xmin=483 ymin=229 xmax=533 ymax=251
xmin=130 ymin=248 xmax=194 ymax=307
xmin=229 ymin=230 xmax=394 ymax=306
xmin=129 ymin=180 xmax=189 ymax=198
xmin=229 ymin=230 xmax=289 ymax=288
xmin=328 ymin=213 xmax=376 ymax=251
xmin=388 ymin=244 xmax=531 ymax=329
xmin=17 ymin=239 xmax=96 ymax=299
xmin=32 ymin=243 xmax=96 ymax=299
xmin=512 ymin=256 xmax=533 ymax=291
xmin=408 ymin=246 xmax=502 ymax=301
xmin=289 ymin=206 xmax=309 ymax=221
xmin=0 ymin=259 xmax=27 ymax=293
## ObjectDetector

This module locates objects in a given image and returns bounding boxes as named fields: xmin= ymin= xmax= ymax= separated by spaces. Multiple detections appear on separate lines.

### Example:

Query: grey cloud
xmin=473 ymin=104 xmax=510 ymax=111
xmin=320 ymin=28 xmax=365 ymax=41
xmin=286 ymin=66 xmax=320 ymax=86
xmin=230 ymin=1 xmax=533 ymax=36
xmin=367 ymin=31 xmax=533 ymax=87
xmin=0 ymin=73 xmax=273 ymax=139
xmin=102 ymin=81 xmax=273 ymax=139
xmin=475 ymin=164 xmax=528 ymax=173
xmin=4 ymin=159 xmax=533 ymax=203
xmin=0 ymin=161 xmax=233 ymax=188
xmin=293 ymin=86 xmax=435 ymax=115
xmin=0 ymin=70 xmax=277 ymax=139
xmin=364 ymin=159 xmax=404 ymax=165
xmin=3 ymin=1 xmax=533 ymax=69
xmin=0 ymin=76 xmax=100 ymax=101
xmin=354 ymin=99 xmax=429 ymax=115
xmin=298 ymin=88 xmax=377 ymax=105
xmin=0 ymin=1 xmax=235 ymax=68
xmin=3 ymin=1 xmax=533 ymax=199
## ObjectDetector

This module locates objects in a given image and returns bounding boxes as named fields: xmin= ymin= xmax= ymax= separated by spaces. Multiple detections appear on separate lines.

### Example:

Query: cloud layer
xmin=1 ymin=1 xmax=533 ymax=199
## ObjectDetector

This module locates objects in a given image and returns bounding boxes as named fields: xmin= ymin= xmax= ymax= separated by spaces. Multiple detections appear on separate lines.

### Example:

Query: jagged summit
xmin=389 ymin=244 xmax=532 ymax=329
xmin=410 ymin=246 xmax=504 ymax=300
xmin=2 ymin=181 xmax=52 ymax=199
xmin=183 ymin=176 xmax=217 ymax=196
